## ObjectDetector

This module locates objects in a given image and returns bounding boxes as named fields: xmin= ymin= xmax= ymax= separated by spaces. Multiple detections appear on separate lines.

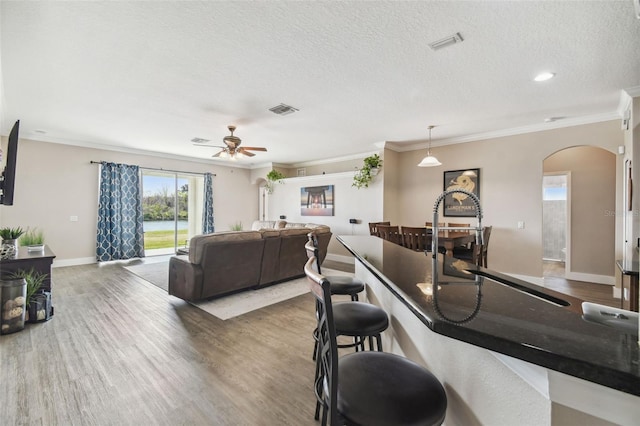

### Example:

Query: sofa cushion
xmin=189 ymin=231 xmax=263 ymax=264
xmin=251 ymin=220 xmax=276 ymax=230
xmin=284 ymin=222 xmax=307 ymax=228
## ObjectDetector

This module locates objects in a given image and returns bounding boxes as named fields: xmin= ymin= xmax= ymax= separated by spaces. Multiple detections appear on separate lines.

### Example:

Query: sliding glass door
xmin=141 ymin=171 xmax=204 ymax=255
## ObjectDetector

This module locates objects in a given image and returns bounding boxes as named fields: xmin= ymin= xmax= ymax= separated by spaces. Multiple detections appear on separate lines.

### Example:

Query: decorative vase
xmin=0 ymin=239 xmax=18 ymax=259
xmin=370 ymin=167 xmax=380 ymax=176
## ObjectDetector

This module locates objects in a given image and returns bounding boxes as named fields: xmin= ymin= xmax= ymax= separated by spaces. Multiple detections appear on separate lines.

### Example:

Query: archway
xmin=542 ymin=146 xmax=616 ymax=285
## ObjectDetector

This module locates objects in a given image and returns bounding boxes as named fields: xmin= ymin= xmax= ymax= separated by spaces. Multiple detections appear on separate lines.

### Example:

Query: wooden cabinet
xmin=0 ymin=246 xmax=56 ymax=292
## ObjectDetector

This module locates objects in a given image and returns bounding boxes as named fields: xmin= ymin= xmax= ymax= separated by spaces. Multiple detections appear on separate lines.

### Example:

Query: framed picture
xmin=301 ymin=185 xmax=334 ymax=216
xmin=443 ymin=169 xmax=480 ymax=217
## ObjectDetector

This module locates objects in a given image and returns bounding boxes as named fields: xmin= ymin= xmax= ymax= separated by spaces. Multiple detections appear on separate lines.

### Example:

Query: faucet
xmin=431 ymin=188 xmax=483 ymax=257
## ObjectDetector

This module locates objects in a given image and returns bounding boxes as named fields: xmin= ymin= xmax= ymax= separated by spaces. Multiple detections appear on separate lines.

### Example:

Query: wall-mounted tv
xmin=0 ymin=120 xmax=20 ymax=206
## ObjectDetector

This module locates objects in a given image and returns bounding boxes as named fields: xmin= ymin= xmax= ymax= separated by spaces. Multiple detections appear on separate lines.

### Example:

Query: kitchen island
xmin=338 ymin=235 xmax=639 ymax=426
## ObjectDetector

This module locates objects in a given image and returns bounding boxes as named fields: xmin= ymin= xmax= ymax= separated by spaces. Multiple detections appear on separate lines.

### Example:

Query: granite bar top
xmin=617 ymin=259 xmax=639 ymax=276
xmin=338 ymin=235 xmax=640 ymax=397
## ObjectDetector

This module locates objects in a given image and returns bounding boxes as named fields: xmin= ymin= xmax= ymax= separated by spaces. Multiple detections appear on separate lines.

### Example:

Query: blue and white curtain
xmin=96 ymin=162 xmax=145 ymax=261
xmin=202 ymin=172 xmax=215 ymax=234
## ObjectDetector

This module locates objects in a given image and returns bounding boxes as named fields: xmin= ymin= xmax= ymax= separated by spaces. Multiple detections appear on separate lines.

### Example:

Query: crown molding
xmin=19 ymin=134 xmax=254 ymax=169
xmin=387 ymin=112 xmax=621 ymax=152
xmin=287 ymin=149 xmax=383 ymax=168
xmin=624 ymin=85 xmax=640 ymax=98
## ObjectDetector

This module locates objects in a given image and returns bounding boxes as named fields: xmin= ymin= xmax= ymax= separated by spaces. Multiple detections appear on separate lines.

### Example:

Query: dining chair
xmin=376 ymin=224 xmax=401 ymax=245
xmin=305 ymin=258 xmax=447 ymax=426
xmin=453 ymin=226 xmax=492 ymax=267
xmin=368 ymin=221 xmax=390 ymax=236
xmin=400 ymin=226 xmax=430 ymax=252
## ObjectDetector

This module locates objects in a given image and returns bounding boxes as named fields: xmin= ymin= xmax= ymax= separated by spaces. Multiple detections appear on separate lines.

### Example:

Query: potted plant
xmin=10 ymin=268 xmax=47 ymax=323
xmin=230 ymin=221 xmax=243 ymax=231
xmin=352 ymin=154 xmax=383 ymax=189
xmin=0 ymin=226 xmax=24 ymax=256
xmin=265 ymin=169 xmax=286 ymax=194
xmin=20 ymin=228 xmax=45 ymax=251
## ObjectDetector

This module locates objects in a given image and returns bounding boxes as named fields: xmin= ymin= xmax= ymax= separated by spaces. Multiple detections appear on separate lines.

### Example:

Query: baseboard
xmin=325 ymin=253 xmax=354 ymax=264
xmin=53 ymin=257 xmax=96 ymax=267
xmin=564 ymin=272 xmax=615 ymax=286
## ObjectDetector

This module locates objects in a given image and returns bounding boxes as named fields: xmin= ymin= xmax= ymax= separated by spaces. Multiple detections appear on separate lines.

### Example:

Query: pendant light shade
xmin=418 ymin=125 xmax=441 ymax=167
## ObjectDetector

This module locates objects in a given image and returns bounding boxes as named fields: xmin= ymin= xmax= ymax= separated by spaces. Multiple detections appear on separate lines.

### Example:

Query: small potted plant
xmin=0 ymin=226 xmax=24 ymax=256
xmin=20 ymin=228 xmax=45 ymax=251
xmin=230 ymin=221 xmax=243 ymax=231
xmin=265 ymin=169 xmax=286 ymax=194
xmin=352 ymin=154 xmax=383 ymax=189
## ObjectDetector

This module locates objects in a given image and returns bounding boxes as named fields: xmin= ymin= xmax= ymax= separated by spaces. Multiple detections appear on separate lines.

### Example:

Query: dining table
xmin=432 ymin=230 xmax=476 ymax=256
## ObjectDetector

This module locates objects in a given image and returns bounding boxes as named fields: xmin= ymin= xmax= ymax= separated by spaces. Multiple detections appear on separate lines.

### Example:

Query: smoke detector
xmin=269 ymin=103 xmax=299 ymax=115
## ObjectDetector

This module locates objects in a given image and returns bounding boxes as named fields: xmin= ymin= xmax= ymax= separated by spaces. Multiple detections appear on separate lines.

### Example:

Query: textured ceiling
xmin=1 ymin=1 xmax=639 ymax=167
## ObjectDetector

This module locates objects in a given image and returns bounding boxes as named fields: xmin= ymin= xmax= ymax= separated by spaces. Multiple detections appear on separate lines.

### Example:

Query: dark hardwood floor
xmin=0 ymin=263 xmax=320 ymax=425
xmin=543 ymin=260 xmax=618 ymax=308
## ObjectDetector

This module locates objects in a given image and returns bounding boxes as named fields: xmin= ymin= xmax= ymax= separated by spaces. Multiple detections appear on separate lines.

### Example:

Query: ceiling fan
xmin=194 ymin=125 xmax=267 ymax=159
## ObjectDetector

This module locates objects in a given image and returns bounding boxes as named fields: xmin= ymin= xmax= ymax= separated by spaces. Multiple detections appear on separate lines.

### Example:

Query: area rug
xmin=123 ymin=258 xmax=170 ymax=292
xmin=123 ymin=260 xmax=351 ymax=320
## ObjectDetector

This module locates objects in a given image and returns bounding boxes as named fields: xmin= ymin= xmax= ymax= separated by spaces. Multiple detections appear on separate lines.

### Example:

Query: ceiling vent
xmin=191 ymin=137 xmax=210 ymax=143
xmin=429 ymin=32 xmax=464 ymax=51
xmin=269 ymin=103 xmax=299 ymax=116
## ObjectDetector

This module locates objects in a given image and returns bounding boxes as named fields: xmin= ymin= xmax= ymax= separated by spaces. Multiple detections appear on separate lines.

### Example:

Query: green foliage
xmin=266 ymin=169 xmax=286 ymax=181
xmin=230 ymin=222 xmax=243 ymax=231
xmin=143 ymin=229 xmax=189 ymax=250
xmin=142 ymin=184 xmax=189 ymax=221
xmin=352 ymin=154 xmax=382 ymax=189
xmin=266 ymin=169 xmax=286 ymax=194
xmin=10 ymin=268 xmax=47 ymax=306
xmin=0 ymin=227 xmax=24 ymax=240
xmin=20 ymin=228 xmax=45 ymax=246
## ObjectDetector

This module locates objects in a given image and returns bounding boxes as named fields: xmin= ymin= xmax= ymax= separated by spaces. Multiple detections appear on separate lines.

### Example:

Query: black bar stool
xmin=305 ymin=257 xmax=447 ymax=426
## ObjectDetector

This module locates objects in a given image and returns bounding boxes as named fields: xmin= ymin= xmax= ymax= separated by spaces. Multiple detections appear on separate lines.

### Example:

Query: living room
xmin=1 ymin=2 xmax=640 ymax=425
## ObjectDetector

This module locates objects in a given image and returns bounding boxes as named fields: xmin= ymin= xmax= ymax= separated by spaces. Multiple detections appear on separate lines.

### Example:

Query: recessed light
xmin=534 ymin=72 xmax=555 ymax=82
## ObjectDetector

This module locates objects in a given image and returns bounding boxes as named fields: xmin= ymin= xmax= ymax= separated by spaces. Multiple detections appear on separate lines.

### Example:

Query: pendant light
xmin=417 ymin=125 xmax=441 ymax=167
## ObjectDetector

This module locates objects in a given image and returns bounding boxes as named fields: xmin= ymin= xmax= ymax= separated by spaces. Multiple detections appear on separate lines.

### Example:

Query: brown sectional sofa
xmin=168 ymin=222 xmax=331 ymax=302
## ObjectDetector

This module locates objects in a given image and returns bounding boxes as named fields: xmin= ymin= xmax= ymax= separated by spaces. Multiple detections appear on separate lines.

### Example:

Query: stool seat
xmin=338 ymin=351 xmax=447 ymax=426
xmin=333 ymin=302 xmax=389 ymax=337
xmin=326 ymin=275 xmax=365 ymax=297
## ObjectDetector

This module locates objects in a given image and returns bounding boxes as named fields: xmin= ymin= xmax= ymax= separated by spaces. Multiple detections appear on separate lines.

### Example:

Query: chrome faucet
xmin=431 ymin=188 xmax=483 ymax=257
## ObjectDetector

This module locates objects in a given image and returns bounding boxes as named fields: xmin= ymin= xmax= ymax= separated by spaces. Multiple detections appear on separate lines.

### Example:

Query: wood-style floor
xmin=0 ymin=258 xmax=619 ymax=424
xmin=0 ymin=262 xmax=320 ymax=425
xmin=543 ymin=260 xmax=618 ymax=308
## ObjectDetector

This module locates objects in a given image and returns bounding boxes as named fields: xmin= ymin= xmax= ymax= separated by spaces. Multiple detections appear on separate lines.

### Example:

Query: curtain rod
xmin=89 ymin=161 xmax=216 ymax=176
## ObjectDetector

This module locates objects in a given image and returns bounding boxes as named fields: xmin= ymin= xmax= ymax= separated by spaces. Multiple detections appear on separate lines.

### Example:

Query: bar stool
xmin=305 ymin=259 xmax=447 ymax=426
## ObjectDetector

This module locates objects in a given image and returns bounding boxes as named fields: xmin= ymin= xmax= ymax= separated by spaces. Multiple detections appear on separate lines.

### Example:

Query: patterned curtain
xmin=96 ymin=162 xmax=145 ymax=261
xmin=202 ymin=172 xmax=215 ymax=234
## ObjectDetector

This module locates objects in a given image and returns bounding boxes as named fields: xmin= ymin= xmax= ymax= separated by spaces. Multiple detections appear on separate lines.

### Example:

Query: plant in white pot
xmin=352 ymin=154 xmax=382 ymax=189
xmin=20 ymin=228 xmax=45 ymax=251
xmin=265 ymin=169 xmax=286 ymax=194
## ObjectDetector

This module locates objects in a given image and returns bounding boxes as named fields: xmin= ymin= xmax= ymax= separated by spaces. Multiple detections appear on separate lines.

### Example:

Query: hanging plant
xmin=352 ymin=154 xmax=382 ymax=189
xmin=265 ymin=169 xmax=286 ymax=194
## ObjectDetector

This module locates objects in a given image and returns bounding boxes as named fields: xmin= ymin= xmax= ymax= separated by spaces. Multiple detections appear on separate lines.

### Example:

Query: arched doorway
xmin=542 ymin=146 xmax=616 ymax=284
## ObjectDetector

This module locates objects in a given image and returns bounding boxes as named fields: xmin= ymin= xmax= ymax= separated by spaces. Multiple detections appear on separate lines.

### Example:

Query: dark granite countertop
xmin=617 ymin=259 xmax=639 ymax=276
xmin=338 ymin=235 xmax=640 ymax=397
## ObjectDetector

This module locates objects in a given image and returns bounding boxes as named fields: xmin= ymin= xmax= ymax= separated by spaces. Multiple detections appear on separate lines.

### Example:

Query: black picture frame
xmin=443 ymin=169 xmax=480 ymax=217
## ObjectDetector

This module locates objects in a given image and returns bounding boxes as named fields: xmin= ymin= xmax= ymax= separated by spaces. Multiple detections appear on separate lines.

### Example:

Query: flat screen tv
xmin=0 ymin=120 xmax=20 ymax=206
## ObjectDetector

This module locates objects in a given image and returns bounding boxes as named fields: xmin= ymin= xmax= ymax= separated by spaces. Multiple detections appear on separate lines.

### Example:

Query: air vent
xmin=269 ymin=103 xmax=299 ymax=115
xmin=429 ymin=32 xmax=464 ymax=51
xmin=191 ymin=137 xmax=210 ymax=143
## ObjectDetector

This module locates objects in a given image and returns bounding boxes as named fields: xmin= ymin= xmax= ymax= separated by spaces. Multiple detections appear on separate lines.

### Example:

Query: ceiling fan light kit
xmin=193 ymin=125 xmax=267 ymax=160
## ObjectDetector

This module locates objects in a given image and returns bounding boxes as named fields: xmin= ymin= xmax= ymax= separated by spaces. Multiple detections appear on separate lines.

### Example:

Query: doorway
xmin=542 ymin=173 xmax=569 ymax=278
xmin=141 ymin=171 xmax=205 ymax=256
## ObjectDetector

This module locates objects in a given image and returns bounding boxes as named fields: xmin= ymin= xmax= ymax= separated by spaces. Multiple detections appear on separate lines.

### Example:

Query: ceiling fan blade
xmin=241 ymin=146 xmax=267 ymax=151
xmin=238 ymin=148 xmax=256 ymax=157
xmin=194 ymin=144 xmax=225 ymax=148
xmin=211 ymin=150 xmax=224 ymax=157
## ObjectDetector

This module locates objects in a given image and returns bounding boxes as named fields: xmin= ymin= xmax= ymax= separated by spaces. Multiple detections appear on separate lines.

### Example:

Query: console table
xmin=0 ymin=246 xmax=56 ymax=292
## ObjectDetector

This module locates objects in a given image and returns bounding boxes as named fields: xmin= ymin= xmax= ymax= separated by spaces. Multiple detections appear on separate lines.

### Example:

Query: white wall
xmin=265 ymin=169 xmax=384 ymax=259
xmin=0 ymin=138 xmax=259 ymax=264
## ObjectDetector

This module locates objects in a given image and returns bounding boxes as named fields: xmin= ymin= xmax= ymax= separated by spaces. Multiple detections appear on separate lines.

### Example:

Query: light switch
xmin=70 ymin=215 xmax=79 ymax=222
xmin=517 ymin=221 xmax=525 ymax=229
